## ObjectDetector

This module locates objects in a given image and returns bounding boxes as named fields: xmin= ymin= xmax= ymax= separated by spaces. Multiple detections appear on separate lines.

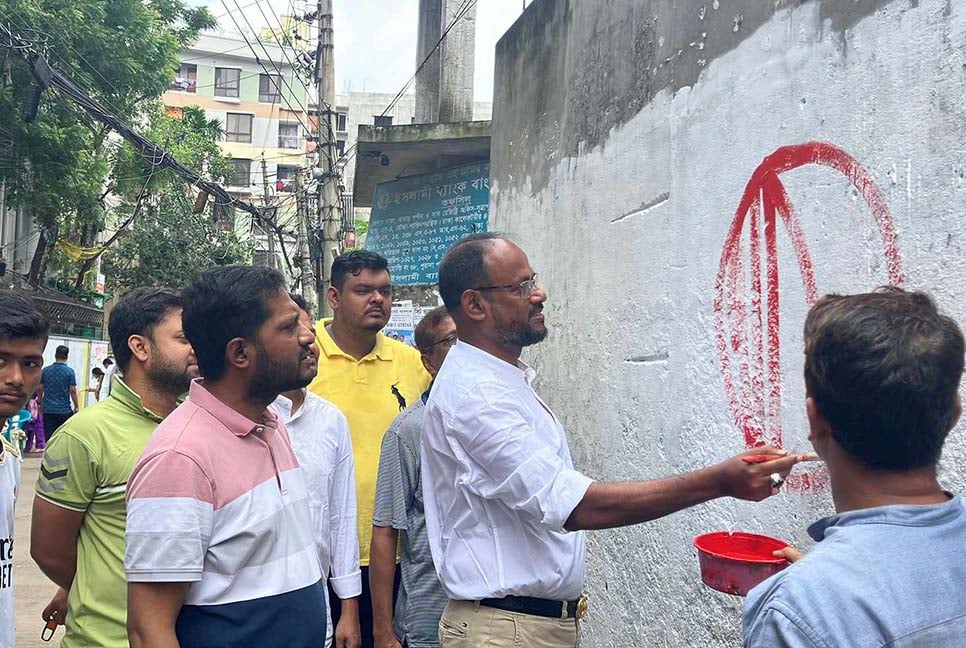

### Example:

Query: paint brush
xmin=742 ymin=452 xmax=821 ymax=464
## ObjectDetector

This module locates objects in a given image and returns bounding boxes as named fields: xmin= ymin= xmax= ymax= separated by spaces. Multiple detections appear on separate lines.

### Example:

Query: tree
xmin=0 ymin=0 xmax=215 ymax=284
xmin=102 ymin=106 xmax=252 ymax=289
xmin=103 ymin=191 xmax=252 ymax=290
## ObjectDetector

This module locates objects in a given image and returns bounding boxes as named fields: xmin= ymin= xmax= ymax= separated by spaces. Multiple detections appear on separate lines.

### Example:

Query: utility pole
xmin=259 ymin=155 xmax=276 ymax=270
xmin=315 ymin=0 xmax=343 ymax=316
xmin=294 ymin=169 xmax=317 ymax=311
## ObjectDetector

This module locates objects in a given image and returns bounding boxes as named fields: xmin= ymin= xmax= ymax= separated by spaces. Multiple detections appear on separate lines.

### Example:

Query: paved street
xmin=15 ymin=455 xmax=65 ymax=647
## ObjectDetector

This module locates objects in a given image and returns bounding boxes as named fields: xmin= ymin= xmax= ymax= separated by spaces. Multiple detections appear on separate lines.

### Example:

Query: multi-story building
xmin=163 ymin=32 xmax=311 ymax=268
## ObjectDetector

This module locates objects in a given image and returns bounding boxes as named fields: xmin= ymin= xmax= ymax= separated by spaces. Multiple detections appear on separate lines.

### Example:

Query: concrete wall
xmin=438 ymin=0 xmax=477 ymax=122
xmin=337 ymin=91 xmax=492 ymax=194
xmin=490 ymin=0 xmax=966 ymax=645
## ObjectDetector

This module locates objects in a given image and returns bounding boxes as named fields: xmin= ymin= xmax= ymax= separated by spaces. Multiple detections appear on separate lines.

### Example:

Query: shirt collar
xmin=110 ymin=377 xmax=163 ymax=423
xmin=454 ymin=340 xmax=537 ymax=385
xmin=808 ymin=493 xmax=963 ymax=541
xmin=187 ymin=380 xmax=278 ymax=437
xmin=316 ymin=317 xmax=394 ymax=361
xmin=272 ymin=389 xmax=312 ymax=423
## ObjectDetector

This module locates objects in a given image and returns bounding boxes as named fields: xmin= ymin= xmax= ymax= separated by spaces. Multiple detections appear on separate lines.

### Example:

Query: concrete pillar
xmin=415 ymin=0 xmax=442 ymax=124
xmin=437 ymin=0 xmax=476 ymax=123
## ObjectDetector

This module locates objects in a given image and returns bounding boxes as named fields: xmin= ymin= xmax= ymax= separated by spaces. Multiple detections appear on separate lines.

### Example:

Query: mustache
xmin=529 ymin=305 xmax=544 ymax=317
xmin=299 ymin=347 xmax=318 ymax=361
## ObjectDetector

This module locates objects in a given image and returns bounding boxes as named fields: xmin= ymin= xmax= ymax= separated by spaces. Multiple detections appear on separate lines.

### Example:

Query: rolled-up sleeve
xmin=451 ymin=382 xmax=593 ymax=532
xmin=125 ymin=450 xmax=214 ymax=583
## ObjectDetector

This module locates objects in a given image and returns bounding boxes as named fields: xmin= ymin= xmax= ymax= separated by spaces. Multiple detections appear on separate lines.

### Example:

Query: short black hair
xmin=414 ymin=306 xmax=452 ymax=353
xmin=804 ymin=287 xmax=965 ymax=471
xmin=438 ymin=233 xmax=506 ymax=310
xmin=55 ymin=345 xmax=69 ymax=360
xmin=109 ymin=287 xmax=184 ymax=374
xmin=0 ymin=291 xmax=49 ymax=343
xmin=181 ymin=266 xmax=287 ymax=380
xmin=92 ymin=367 xmax=105 ymax=377
xmin=289 ymin=292 xmax=311 ymax=318
xmin=103 ymin=358 xmax=114 ymax=367
xmin=331 ymin=250 xmax=389 ymax=290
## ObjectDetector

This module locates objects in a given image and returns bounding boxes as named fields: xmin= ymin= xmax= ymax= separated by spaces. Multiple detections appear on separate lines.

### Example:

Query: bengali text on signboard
xmin=366 ymin=162 xmax=489 ymax=285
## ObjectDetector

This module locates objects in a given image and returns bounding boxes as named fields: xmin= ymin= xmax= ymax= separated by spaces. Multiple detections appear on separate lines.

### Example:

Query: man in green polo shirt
xmin=30 ymin=287 xmax=199 ymax=647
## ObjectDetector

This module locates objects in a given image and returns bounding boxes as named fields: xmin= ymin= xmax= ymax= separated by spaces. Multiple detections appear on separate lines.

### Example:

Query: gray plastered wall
xmin=489 ymin=0 xmax=966 ymax=645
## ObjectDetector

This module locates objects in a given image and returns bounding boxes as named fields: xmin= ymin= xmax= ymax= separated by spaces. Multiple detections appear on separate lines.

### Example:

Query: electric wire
xmin=334 ymin=0 xmax=478 ymax=171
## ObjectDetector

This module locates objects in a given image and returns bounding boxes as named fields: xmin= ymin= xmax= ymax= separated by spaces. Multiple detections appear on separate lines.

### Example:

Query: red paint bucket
xmin=693 ymin=531 xmax=789 ymax=596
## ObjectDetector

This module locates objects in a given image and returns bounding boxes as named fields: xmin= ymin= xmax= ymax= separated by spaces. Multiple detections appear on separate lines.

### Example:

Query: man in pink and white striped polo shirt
xmin=125 ymin=267 xmax=327 ymax=648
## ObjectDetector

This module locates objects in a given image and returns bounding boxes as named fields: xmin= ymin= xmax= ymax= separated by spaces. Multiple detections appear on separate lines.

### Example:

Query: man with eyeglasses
xmin=371 ymin=307 xmax=457 ymax=648
xmin=308 ymin=250 xmax=431 ymax=647
xmin=422 ymin=233 xmax=810 ymax=647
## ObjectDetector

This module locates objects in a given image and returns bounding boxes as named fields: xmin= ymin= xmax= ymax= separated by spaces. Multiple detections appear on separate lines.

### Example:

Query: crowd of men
xmin=0 ymin=232 xmax=963 ymax=648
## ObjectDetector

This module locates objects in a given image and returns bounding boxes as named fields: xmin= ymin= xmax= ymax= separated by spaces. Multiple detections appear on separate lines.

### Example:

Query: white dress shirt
xmin=271 ymin=390 xmax=361 ymax=646
xmin=421 ymin=341 xmax=594 ymax=601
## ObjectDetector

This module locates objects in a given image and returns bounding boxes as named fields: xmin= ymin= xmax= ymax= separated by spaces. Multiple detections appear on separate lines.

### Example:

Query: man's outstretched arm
xmin=566 ymin=449 xmax=806 ymax=531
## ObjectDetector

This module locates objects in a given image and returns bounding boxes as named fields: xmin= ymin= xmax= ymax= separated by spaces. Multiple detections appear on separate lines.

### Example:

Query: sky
xmin=194 ymin=0 xmax=527 ymax=102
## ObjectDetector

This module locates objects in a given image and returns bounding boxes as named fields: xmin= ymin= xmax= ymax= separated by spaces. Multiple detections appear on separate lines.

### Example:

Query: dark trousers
xmin=42 ymin=412 xmax=71 ymax=443
xmin=329 ymin=565 xmax=401 ymax=648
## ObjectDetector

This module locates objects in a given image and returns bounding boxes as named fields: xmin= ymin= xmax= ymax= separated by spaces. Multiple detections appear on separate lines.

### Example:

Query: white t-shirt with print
xmin=0 ymin=439 xmax=21 ymax=648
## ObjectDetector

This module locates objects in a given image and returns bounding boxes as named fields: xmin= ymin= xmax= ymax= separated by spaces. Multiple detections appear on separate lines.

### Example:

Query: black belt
xmin=480 ymin=595 xmax=579 ymax=619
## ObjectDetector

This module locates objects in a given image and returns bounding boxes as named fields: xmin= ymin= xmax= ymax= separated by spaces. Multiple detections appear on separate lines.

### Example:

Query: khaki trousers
xmin=439 ymin=600 xmax=579 ymax=648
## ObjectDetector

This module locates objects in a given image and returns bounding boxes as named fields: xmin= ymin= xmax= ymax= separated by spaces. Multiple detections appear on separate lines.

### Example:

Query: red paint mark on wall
xmin=714 ymin=142 xmax=903 ymax=491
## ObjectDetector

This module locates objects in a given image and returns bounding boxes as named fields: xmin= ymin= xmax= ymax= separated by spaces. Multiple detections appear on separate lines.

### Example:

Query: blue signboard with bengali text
xmin=365 ymin=162 xmax=489 ymax=285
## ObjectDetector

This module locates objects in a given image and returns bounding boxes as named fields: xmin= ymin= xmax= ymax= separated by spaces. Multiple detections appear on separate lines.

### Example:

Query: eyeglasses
xmin=474 ymin=274 xmax=539 ymax=298
xmin=424 ymin=332 xmax=458 ymax=352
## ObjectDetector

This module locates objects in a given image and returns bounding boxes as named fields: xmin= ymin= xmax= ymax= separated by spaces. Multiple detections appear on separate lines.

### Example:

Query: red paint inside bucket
xmin=694 ymin=532 xmax=790 ymax=596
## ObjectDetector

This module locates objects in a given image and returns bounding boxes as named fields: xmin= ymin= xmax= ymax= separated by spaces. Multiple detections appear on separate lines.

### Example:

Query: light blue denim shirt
xmin=743 ymin=495 xmax=966 ymax=647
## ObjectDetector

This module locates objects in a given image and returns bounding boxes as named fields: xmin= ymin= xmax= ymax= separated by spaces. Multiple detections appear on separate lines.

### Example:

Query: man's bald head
xmin=438 ymin=232 xmax=509 ymax=311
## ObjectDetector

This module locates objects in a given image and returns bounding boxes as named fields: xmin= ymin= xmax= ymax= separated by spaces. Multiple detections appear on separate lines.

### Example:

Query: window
xmin=225 ymin=113 xmax=253 ymax=143
xmin=169 ymin=63 xmax=197 ymax=93
xmin=336 ymin=139 xmax=345 ymax=156
xmin=336 ymin=112 xmax=347 ymax=131
xmin=373 ymin=115 xmax=393 ymax=127
xmin=276 ymin=165 xmax=297 ymax=192
xmin=214 ymin=67 xmax=241 ymax=97
xmin=228 ymin=159 xmax=252 ymax=186
xmin=278 ymin=122 xmax=301 ymax=149
xmin=259 ymin=74 xmax=282 ymax=103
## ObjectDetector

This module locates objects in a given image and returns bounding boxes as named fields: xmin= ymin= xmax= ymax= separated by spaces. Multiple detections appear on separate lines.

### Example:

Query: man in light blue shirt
xmin=743 ymin=288 xmax=966 ymax=647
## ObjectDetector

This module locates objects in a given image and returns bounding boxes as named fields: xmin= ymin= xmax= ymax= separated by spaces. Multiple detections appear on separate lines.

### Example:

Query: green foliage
xmin=0 ymin=0 xmax=216 ymax=283
xmin=103 ymin=106 xmax=251 ymax=289
xmin=103 ymin=191 xmax=252 ymax=290
xmin=110 ymin=104 xmax=229 ymax=195
xmin=353 ymin=218 xmax=369 ymax=235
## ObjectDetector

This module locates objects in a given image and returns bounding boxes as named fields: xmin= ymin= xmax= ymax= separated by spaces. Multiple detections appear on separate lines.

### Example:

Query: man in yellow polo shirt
xmin=30 ymin=287 xmax=199 ymax=647
xmin=309 ymin=250 xmax=430 ymax=648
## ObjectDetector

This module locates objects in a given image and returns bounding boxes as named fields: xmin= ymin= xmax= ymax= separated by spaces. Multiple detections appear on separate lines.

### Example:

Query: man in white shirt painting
xmin=421 ymin=233 xmax=810 ymax=647
xmin=271 ymin=293 xmax=362 ymax=648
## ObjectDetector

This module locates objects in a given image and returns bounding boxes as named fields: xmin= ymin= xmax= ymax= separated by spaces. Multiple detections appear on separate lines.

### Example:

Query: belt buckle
xmin=575 ymin=594 xmax=589 ymax=620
